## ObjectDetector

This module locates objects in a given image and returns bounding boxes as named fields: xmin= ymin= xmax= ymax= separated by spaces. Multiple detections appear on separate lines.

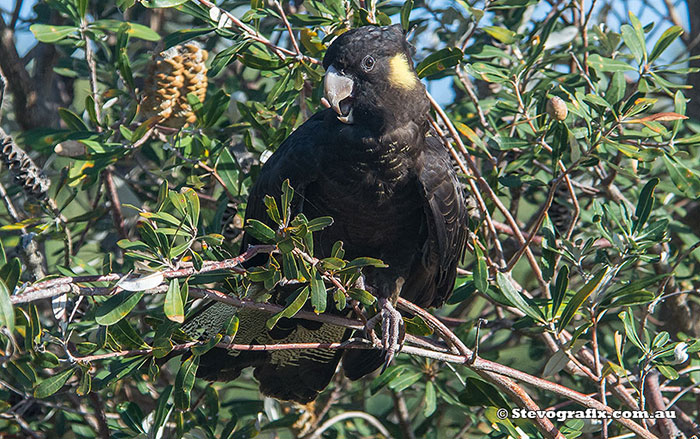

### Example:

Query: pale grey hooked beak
xmin=323 ymin=65 xmax=354 ymax=124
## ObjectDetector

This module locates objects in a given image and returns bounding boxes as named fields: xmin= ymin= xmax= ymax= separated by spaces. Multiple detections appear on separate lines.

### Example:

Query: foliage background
xmin=1 ymin=0 xmax=700 ymax=438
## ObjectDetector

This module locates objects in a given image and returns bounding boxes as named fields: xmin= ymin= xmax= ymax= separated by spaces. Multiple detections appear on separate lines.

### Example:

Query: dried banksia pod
xmin=546 ymin=96 xmax=568 ymax=121
xmin=0 ymin=133 xmax=50 ymax=201
xmin=141 ymin=43 xmax=208 ymax=128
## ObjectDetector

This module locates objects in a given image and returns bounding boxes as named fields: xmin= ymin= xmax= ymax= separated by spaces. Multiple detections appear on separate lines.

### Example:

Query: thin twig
xmin=308 ymin=411 xmax=393 ymax=439
xmin=274 ymin=1 xmax=302 ymax=57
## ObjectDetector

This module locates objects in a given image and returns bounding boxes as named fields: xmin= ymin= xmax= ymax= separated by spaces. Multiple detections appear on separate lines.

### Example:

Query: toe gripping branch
xmin=364 ymin=297 xmax=406 ymax=371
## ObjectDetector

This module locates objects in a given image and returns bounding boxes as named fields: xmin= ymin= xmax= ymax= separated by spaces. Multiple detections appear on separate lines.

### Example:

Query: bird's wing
xmin=411 ymin=134 xmax=468 ymax=308
xmin=239 ymin=111 xmax=327 ymax=252
xmin=188 ymin=110 xmax=352 ymax=403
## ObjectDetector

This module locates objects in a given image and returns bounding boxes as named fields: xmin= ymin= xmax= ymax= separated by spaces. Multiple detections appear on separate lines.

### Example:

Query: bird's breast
xmin=305 ymin=144 xmax=425 ymax=258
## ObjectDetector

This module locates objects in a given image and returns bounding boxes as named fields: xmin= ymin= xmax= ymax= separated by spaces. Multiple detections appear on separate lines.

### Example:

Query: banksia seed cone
xmin=0 ymin=133 xmax=50 ymax=201
xmin=141 ymin=43 xmax=208 ymax=128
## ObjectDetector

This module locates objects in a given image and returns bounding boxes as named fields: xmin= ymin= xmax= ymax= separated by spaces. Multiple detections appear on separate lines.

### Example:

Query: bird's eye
xmin=361 ymin=55 xmax=375 ymax=72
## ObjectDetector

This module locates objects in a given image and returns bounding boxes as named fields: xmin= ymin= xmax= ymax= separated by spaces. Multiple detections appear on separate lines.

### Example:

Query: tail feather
xmin=183 ymin=302 xmax=348 ymax=403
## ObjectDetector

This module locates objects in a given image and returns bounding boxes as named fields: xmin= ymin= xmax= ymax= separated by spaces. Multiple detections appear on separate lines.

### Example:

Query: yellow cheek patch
xmin=388 ymin=54 xmax=418 ymax=90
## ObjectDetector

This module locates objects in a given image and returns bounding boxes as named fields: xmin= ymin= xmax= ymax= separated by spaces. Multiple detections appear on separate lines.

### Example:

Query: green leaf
xmin=496 ymin=273 xmax=545 ymax=323
xmin=482 ymin=26 xmax=517 ymax=44
xmin=341 ymin=257 xmax=388 ymax=271
xmin=0 ymin=279 xmax=14 ymax=333
xmin=558 ymin=268 xmax=609 ymax=332
xmin=95 ymin=290 xmax=144 ymax=326
xmin=108 ymin=319 xmax=149 ymax=349
xmin=587 ymin=54 xmax=636 ymax=72
xmin=347 ymin=288 xmax=376 ymax=306
xmin=124 ymin=22 xmax=160 ymax=41
xmin=281 ymin=180 xmax=294 ymax=224
xmin=650 ymin=26 xmax=683 ymax=62
xmin=191 ymin=334 xmax=222 ymax=356
xmin=400 ymin=0 xmax=413 ymax=31
xmin=245 ymin=219 xmax=276 ymax=243
xmin=606 ymin=71 xmax=626 ymax=105
xmin=404 ymin=315 xmax=432 ymax=336
xmin=388 ymin=371 xmax=422 ymax=392
xmin=140 ymin=0 xmax=189 ymax=8
xmin=34 ymin=367 xmax=76 ymax=398
xmin=424 ymin=380 xmax=436 ymax=417
xmin=0 ymin=258 xmax=21 ymax=293
xmin=632 ymin=178 xmax=659 ymax=234
xmin=30 ymin=24 xmax=78 ymax=42
xmin=663 ymin=155 xmax=700 ymax=198
xmin=216 ymin=147 xmax=240 ymax=196
xmin=656 ymin=364 xmax=679 ymax=380
xmin=150 ymin=385 xmax=174 ymax=438
xmin=182 ymin=188 xmax=200 ymax=228
xmin=310 ymin=269 xmax=326 ymax=313
xmin=551 ymin=265 xmax=569 ymax=320
xmin=415 ymin=47 xmax=463 ymax=79
xmin=58 ymin=108 xmax=89 ymax=131
xmin=621 ymin=24 xmax=645 ymax=65
xmin=164 ymin=279 xmax=184 ymax=323
xmin=174 ymin=355 xmax=199 ymax=410
xmin=619 ymin=310 xmax=645 ymax=350
xmin=458 ymin=377 xmax=509 ymax=408
xmin=266 ymin=286 xmax=309 ymax=329
xmin=222 ymin=315 xmax=239 ymax=339
xmin=473 ymin=245 xmax=488 ymax=294
xmin=264 ymin=196 xmax=282 ymax=225
xmin=117 ymin=401 xmax=145 ymax=433
xmin=76 ymin=369 xmax=92 ymax=396
xmin=371 ymin=365 xmax=408 ymax=394
xmin=307 ymin=216 xmax=333 ymax=232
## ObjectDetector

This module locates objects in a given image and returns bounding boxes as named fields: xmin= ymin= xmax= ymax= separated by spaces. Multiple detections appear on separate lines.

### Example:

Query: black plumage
xmin=185 ymin=24 xmax=468 ymax=403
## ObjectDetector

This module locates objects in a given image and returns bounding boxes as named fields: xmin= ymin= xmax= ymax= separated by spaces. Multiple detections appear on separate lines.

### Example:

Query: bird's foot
xmin=364 ymin=297 xmax=405 ymax=371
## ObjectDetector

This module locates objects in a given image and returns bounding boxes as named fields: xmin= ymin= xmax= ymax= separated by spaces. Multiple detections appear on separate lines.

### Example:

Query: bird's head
xmin=322 ymin=24 xmax=428 ymax=133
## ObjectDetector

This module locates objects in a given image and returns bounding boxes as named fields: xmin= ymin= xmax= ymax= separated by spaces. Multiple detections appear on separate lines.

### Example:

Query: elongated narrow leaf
xmin=34 ymin=367 xmax=76 ymax=398
xmin=245 ymin=219 xmax=276 ymax=242
xmin=473 ymin=245 xmax=488 ymax=294
xmin=551 ymin=265 xmax=569 ymax=320
xmin=557 ymin=268 xmax=609 ymax=332
xmin=482 ymin=26 xmax=517 ymax=44
xmin=632 ymin=178 xmax=659 ymax=234
xmin=0 ymin=279 xmax=14 ymax=333
xmin=310 ymin=269 xmax=326 ymax=313
xmin=496 ymin=273 xmax=545 ymax=323
xmin=150 ymin=385 xmax=174 ymax=438
xmin=388 ymin=371 xmax=422 ymax=392
xmin=95 ymin=291 xmax=144 ymax=326
xmin=587 ymin=54 xmax=635 ymax=72
xmin=424 ymin=380 xmax=436 ymax=417
xmin=164 ymin=279 xmax=184 ymax=323
xmin=216 ymin=147 xmax=240 ymax=196
xmin=30 ymin=24 xmax=78 ymax=42
xmin=619 ymin=310 xmax=644 ymax=350
xmin=174 ymin=355 xmax=199 ymax=410
xmin=650 ymin=26 xmax=683 ymax=62
xmin=266 ymin=286 xmax=309 ymax=329
xmin=621 ymin=24 xmax=645 ymax=64
xmin=400 ymin=0 xmax=413 ymax=31
xmin=281 ymin=179 xmax=294 ymax=224
xmin=415 ymin=47 xmax=463 ymax=78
